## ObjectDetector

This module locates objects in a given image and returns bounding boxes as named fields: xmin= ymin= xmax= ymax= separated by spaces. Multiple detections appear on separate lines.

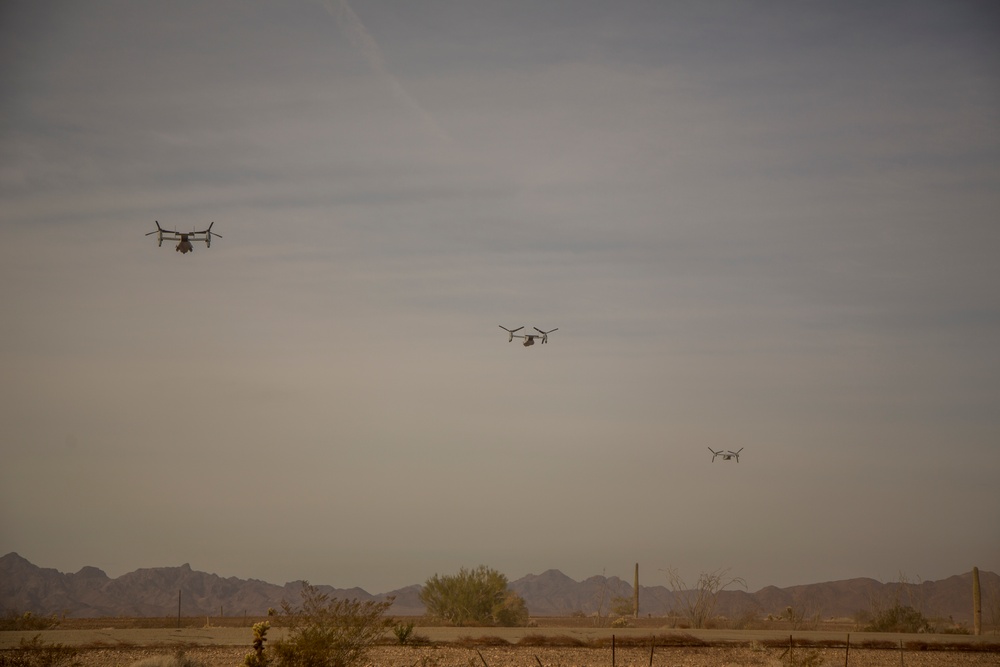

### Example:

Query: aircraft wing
xmin=146 ymin=227 xmax=182 ymax=236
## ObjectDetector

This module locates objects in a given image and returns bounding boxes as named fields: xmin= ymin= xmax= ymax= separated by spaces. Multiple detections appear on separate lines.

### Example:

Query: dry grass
xmin=4 ymin=617 xmax=999 ymax=667
xmin=16 ymin=644 xmax=999 ymax=667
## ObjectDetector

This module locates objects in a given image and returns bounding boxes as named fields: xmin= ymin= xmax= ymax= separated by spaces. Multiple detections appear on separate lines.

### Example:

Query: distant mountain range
xmin=1 ymin=553 xmax=993 ymax=624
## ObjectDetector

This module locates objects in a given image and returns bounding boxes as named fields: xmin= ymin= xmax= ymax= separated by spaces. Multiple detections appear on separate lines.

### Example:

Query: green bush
xmin=391 ymin=621 xmax=414 ymax=645
xmin=419 ymin=565 xmax=528 ymax=627
xmin=493 ymin=591 xmax=529 ymax=627
xmin=864 ymin=604 xmax=931 ymax=633
xmin=269 ymin=583 xmax=393 ymax=667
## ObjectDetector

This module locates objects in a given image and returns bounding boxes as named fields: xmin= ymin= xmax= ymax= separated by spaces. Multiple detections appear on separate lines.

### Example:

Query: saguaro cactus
xmin=634 ymin=563 xmax=639 ymax=618
xmin=973 ymin=566 xmax=982 ymax=636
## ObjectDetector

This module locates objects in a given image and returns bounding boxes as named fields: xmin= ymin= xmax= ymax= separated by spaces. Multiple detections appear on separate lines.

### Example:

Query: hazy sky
xmin=2 ymin=1 xmax=999 ymax=596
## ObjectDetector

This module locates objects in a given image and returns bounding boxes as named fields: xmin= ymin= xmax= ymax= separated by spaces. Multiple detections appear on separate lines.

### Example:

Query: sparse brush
xmin=864 ymin=603 xmax=931 ymax=633
xmin=392 ymin=620 xmax=414 ymax=644
xmin=0 ymin=636 xmax=79 ymax=667
xmin=780 ymin=648 xmax=824 ymax=667
xmin=454 ymin=635 xmax=510 ymax=647
xmin=127 ymin=652 xmax=205 ymax=667
xmin=516 ymin=634 xmax=586 ymax=648
xmin=269 ymin=582 xmax=393 ymax=667
xmin=0 ymin=612 xmax=59 ymax=632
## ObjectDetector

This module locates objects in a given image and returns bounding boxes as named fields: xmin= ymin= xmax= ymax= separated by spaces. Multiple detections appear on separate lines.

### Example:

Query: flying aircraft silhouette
xmin=146 ymin=221 xmax=221 ymax=253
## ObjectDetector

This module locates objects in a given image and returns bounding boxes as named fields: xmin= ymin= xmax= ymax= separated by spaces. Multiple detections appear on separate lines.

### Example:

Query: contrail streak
xmin=319 ymin=0 xmax=455 ymax=146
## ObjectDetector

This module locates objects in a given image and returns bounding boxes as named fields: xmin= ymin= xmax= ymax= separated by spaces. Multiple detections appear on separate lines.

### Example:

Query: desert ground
xmin=2 ymin=621 xmax=998 ymax=667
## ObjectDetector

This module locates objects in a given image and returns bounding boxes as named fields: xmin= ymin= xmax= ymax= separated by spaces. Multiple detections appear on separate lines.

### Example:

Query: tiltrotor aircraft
xmin=499 ymin=325 xmax=558 ymax=347
xmin=146 ymin=221 xmax=221 ymax=253
xmin=709 ymin=447 xmax=743 ymax=462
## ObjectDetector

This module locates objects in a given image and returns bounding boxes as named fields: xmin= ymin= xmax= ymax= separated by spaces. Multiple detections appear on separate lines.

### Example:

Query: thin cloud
xmin=319 ymin=0 xmax=455 ymax=146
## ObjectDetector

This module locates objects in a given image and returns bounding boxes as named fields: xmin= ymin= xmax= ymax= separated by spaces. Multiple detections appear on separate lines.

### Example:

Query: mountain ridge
xmin=1 ymin=553 xmax=993 ymax=623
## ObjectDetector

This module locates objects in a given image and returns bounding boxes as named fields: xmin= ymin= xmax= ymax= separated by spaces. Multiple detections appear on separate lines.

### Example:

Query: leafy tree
xmin=270 ymin=582 xmax=393 ymax=667
xmin=419 ymin=565 xmax=528 ymax=626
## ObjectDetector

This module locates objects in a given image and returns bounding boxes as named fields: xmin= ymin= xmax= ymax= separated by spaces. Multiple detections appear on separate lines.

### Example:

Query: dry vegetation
xmin=24 ymin=644 xmax=1000 ymax=667
xmin=3 ymin=617 xmax=999 ymax=667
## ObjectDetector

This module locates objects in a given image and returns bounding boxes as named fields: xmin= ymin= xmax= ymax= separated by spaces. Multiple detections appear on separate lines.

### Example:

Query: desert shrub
xmin=516 ymin=634 xmax=586 ymax=648
xmin=493 ymin=591 xmax=529 ymax=627
xmin=779 ymin=605 xmax=820 ymax=631
xmin=0 ymin=636 xmax=79 ymax=667
xmin=729 ymin=606 xmax=761 ymax=630
xmin=781 ymin=648 xmax=824 ymax=667
xmin=454 ymin=635 xmax=510 ymax=647
xmin=864 ymin=603 xmax=931 ymax=633
xmin=610 ymin=595 xmax=633 ymax=618
xmin=663 ymin=566 xmax=746 ymax=629
xmin=128 ymin=651 xmax=205 ymax=667
xmin=269 ymin=582 xmax=393 ymax=667
xmin=937 ymin=622 xmax=971 ymax=635
xmin=645 ymin=633 xmax=706 ymax=647
xmin=419 ymin=565 xmax=528 ymax=627
xmin=0 ymin=612 xmax=59 ymax=632
xmin=391 ymin=621 xmax=414 ymax=645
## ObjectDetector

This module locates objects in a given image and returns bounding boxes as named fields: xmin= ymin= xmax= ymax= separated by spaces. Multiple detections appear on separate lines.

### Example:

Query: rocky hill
xmin=1 ymin=553 xmax=993 ymax=623
xmin=509 ymin=568 xmax=996 ymax=623
xmin=0 ymin=553 xmax=383 ymax=618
